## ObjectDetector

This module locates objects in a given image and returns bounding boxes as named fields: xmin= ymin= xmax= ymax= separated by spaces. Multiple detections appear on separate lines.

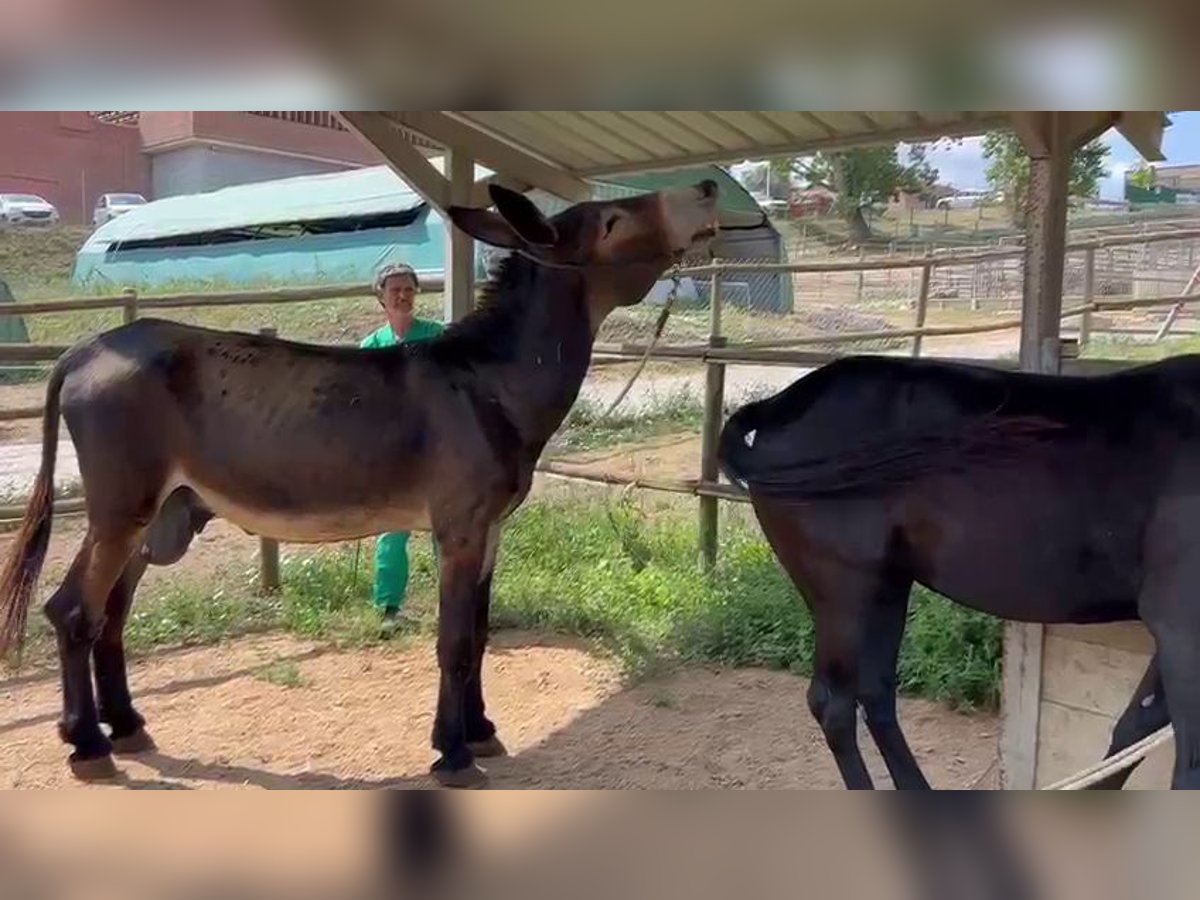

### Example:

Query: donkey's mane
xmin=431 ymin=253 xmax=581 ymax=362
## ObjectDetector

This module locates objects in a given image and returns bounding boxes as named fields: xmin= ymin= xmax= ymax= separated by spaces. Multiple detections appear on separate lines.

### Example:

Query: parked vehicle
xmin=934 ymin=190 xmax=990 ymax=210
xmin=0 ymin=194 xmax=59 ymax=228
xmin=93 ymin=193 xmax=147 ymax=226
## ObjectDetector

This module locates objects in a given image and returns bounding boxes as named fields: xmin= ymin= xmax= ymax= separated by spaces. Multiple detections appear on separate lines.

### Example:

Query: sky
xmin=914 ymin=111 xmax=1200 ymax=199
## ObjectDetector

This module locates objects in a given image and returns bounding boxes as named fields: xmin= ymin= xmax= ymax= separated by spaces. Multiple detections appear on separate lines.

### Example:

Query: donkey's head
xmin=448 ymin=181 xmax=720 ymax=317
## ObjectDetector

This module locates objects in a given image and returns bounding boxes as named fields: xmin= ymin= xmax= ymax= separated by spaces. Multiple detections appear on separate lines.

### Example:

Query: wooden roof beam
xmin=386 ymin=112 xmax=592 ymax=203
xmin=1115 ymin=111 xmax=1168 ymax=163
xmin=1010 ymin=111 xmax=1167 ymax=161
xmin=336 ymin=111 xmax=451 ymax=211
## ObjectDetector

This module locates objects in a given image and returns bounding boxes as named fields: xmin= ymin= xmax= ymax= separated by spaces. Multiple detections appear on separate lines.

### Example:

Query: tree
xmin=1128 ymin=162 xmax=1157 ymax=191
xmin=778 ymin=143 xmax=940 ymax=243
xmin=982 ymin=132 xmax=1111 ymax=225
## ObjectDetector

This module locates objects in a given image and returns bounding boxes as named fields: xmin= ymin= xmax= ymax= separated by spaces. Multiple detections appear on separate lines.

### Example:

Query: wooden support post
xmin=1017 ymin=122 xmax=1071 ymax=374
xmin=1003 ymin=112 xmax=1089 ymax=790
xmin=121 ymin=288 xmax=138 ymax=325
xmin=1080 ymin=247 xmax=1095 ymax=349
xmin=445 ymin=148 xmax=476 ymax=324
xmin=258 ymin=326 xmax=281 ymax=595
xmin=699 ymin=267 xmax=726 ymax=572
xmin=910 ymin=261 xmax=932 ymax=358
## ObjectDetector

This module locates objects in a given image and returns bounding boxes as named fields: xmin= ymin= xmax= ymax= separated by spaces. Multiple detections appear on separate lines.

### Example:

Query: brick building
xmin=0 ymin=112 xmax=148 ymax=225
xmin=0 ymin=112 xmax=395 ymax=225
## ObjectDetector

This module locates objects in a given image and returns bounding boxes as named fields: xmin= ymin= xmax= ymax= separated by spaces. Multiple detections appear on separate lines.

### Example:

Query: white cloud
xmin=903 ymin=136 xmax=990 ymax=192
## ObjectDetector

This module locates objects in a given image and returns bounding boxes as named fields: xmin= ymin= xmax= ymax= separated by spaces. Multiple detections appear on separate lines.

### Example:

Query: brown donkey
xmin=0 ymin=181 xmax=719 ymax=788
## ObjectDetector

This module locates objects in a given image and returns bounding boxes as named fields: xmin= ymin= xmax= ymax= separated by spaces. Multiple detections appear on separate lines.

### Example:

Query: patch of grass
xmin=489 ymin=495 xmax=1002 ymax=710
xmin=553 ymin=387 xmax=705 ymax=454
xmin=123 ymin=581 xmax=278 ymax=656
xmin=273 ymin=545 xmax=405 ymax=645
xmin=1082 ymin=335 xmax=1200 ymax=363
xmin=0 ymin=227 xmax=92 ymax=289
xmin=254 ymin=659 xmax=308 ymax=689
xmin=14 ymin=285 xmax=441 ymax=349
xmin=5 ymin=495 xmax=1001 ymax=712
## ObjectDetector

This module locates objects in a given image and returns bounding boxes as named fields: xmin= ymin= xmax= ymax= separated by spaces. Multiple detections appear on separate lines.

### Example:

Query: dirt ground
xmin=0 ymin=497 xmax=1000 ymax=791
xmin=0 ymin=631 xmax=998 ymax=790
xmin=0 ymin=381 xmax=44 ymax=444
xmin=548 ymin=432 xmax=702 ymax=483
xmin=0 ymin=513 xmax=257 ymax=598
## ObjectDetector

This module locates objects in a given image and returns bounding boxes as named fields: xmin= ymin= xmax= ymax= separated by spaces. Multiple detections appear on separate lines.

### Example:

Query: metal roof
xmin=444 ymin=110 xmax=1010 ymax=177
xmin=343 ymin=111 xmax=1168 ymax=207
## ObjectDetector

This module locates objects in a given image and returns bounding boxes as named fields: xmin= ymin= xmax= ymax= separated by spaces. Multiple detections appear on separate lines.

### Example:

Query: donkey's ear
xmin=445 ymin=206 xmax=522 ymax=250
xmin=488 ymin=184 xmax=558 ymax=247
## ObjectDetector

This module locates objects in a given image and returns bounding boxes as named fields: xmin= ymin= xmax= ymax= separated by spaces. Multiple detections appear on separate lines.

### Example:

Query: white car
xmin=935 ymin=192 xmax=988 ymax=210
xmin=93 ymin=192 xmax=147 ymax=226
xmin=0 ymin=193 xmax=59 ymax=228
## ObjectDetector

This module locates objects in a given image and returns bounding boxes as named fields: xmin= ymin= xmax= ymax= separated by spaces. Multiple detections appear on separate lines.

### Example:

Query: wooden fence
xmin=4 ymin=228 xmax=1199 ymax=584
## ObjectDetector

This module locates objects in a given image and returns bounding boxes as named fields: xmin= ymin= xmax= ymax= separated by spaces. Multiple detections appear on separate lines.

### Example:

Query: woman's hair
xmin=374 ymin=262 xmax=420 ymax=294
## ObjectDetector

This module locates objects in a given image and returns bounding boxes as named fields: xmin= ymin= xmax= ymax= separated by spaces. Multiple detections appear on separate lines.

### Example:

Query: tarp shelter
xmin=72 ymin=161 xmax=790 ymax=311
xmin=71 ymin=163 xmax=485 ymax=291
xmin=0 ymin=278 xmax=30 ymax=344
xmin=527 ymin=166 xmax=792 ymax=312
xmin=0 ymin=277 xmax=31 ymax=385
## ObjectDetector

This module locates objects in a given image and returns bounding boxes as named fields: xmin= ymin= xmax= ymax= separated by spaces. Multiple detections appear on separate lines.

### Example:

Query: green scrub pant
xmin=374 ymin=531 xmax=410 ymax=612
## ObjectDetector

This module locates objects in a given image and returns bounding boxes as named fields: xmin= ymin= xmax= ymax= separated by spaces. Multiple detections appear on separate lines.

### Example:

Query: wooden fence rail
xmin=0 ymin=278 xmax=446 ymax=318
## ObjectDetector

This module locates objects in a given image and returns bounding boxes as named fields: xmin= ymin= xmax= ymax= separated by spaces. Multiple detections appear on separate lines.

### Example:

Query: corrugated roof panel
xmin=709 ymin=111 xmax=793 ymax=146
xmin=469 ymin=112 xmax=610 ymax=170
xmin=613 ymin=111 xmax=719 ymax=155
xmin=918 ymin=110 xmax=971 ymax=129
xmin=355 ymin=111 xmax=1159 ymax=188
xmin=803 ymin=111 xmax=876 ymax=136
xmin=660 ymin=112 xmax=752 ymax=152
xmin=857 ymin=111 xmax=907 ymax=131
xmin=574 ymin=111 xmax=684 ymax=158
xmin=522 ymin=111 xmax=641 ymax=165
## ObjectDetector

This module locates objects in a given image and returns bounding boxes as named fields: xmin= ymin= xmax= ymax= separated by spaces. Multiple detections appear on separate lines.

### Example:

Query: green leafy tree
xmin=982 ymin=132 xmax=1111 ymax=225
xmin=1128 ymin=162 xmax=1157 ymax=191
xmin=775 ymin=143 xmax=940 ymax=243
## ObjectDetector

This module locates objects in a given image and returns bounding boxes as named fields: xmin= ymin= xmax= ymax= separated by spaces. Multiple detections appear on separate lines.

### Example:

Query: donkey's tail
xmin=719 ymin=404 xmax=1065 ymax=501
xmin=0 ymin=361 xmax=66 ymax=660
xmin=717 ymin=404 xmax=758 ymax=489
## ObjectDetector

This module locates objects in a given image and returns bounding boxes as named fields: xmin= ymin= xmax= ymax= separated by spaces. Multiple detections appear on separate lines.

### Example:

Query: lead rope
xmin=595 ymin=260 xmax=684 ymax=423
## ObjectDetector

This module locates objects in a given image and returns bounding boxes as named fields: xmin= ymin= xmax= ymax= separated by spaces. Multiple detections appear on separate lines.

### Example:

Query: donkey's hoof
xmin=468 ymin=735 xmax=508 ymax=758
xmin=111 ymin=727 xmax=157 ymax=756
xmin=431 ymin=760 xmax=488 ymax=790
xmin=69 ymin=754 xmax=119 ymax=782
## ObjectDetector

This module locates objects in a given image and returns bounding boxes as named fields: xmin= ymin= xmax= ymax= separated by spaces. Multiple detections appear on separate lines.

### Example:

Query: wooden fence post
xmin=258 ymin=326 xmax=282 ymax=594
xmin=910 ymin=258 xmax=932 ymax=358
xmin=699 ymin=265 xmax=726 ymax=572
xmin=856 ymin=248 xmax=865 ymax=302
xmin=122 ymin=288 xmax=139 ymax=325
xmin=1080 ymin=247 xmax=1095 ymax=348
